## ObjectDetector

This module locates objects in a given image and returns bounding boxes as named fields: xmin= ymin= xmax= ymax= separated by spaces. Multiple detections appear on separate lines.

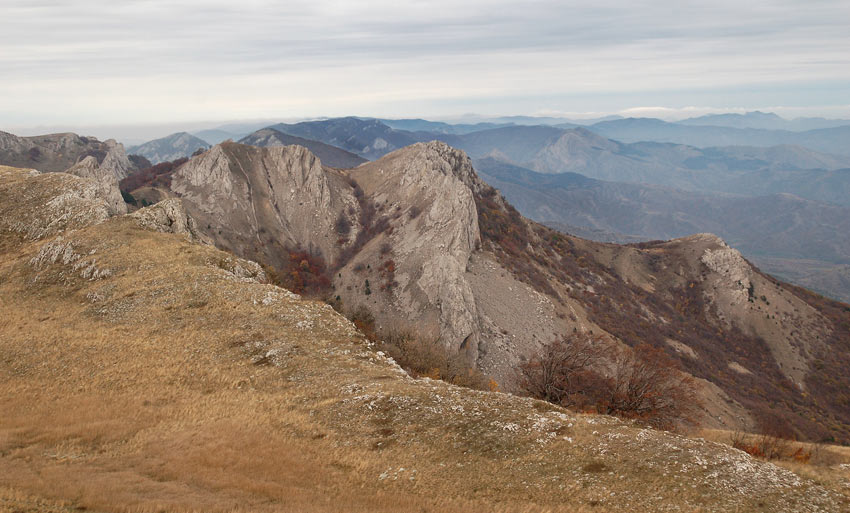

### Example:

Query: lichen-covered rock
xmin=171 ymin=142 xmax=358 ymax=268
xmin=65 ymin=156 xmax=128 ymax=215
xmin=130 ymin=198 xmax=210 ymax=243
xmin=0 ymin=165 xmax=111 ymax=240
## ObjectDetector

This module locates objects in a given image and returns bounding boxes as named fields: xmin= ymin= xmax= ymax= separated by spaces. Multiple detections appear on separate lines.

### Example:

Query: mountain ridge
xmin=1 ymin=164 xmax=844 ymax=511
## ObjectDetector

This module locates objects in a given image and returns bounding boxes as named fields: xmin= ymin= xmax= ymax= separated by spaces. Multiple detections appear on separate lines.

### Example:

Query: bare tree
xmin=520 ymin=333 xmax=606 ymax=407
xmin=522 ymin=336 xmax=700 ymax=430
xmin=601 ymin=343 xmax=701 ymax=430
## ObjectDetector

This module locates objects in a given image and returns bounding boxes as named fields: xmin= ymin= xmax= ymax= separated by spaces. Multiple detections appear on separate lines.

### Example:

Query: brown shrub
xmin=521 ymin=335 xmax=700 ymax=430
xmin=377 ymin=330 xmax=490 ymax=391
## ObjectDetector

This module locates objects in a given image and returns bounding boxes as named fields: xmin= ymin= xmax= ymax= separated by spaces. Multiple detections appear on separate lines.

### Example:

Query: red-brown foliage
xmin=521 ymin=335 xmax=700 ymax=430
xmin=119 ymin=158 xmax=188 ymax=193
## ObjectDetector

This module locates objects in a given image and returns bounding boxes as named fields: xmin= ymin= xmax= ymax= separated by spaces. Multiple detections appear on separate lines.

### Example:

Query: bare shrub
xmin=519 ymin=333 xmax=606 ymax=406
xmin=378 ymin=329 xmax=490 ymax=391
xmin=521 ymin=336 xmax=700 ymax=430
xmin=335 ymin=213 xmax=351 ymax=236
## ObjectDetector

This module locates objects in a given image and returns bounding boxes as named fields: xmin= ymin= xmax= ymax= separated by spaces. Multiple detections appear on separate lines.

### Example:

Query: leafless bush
xmin=521 ymin=335 xmax=700 ymax=430
xmin=379 ymin=329 xmax=490 ymax=391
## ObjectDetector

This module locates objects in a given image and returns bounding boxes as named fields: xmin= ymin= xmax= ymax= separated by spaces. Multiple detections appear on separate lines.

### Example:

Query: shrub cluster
xmin=520 ymin=334 xmax=700 ymax=430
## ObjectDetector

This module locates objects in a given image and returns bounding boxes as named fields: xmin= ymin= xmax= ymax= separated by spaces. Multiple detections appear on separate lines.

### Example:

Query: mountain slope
xmin=0 ymin=130 xmax=135 ymax=178
xmin=128 ymin=131 xmax=209 ymax=164
xmin=475 ymin=156 xmax=850 ymax=302
xmin=239 ymin=127 xmax=367 ymax=168
xmin=170 ymin=143 xmax=359 ymax=272
xmin=140 ymin=141 xmax=850 ymax=444
xmin=5 ymin=165 xmax=846 ymax=511
xmin=269 ymin=117 xmax=426 ymax=160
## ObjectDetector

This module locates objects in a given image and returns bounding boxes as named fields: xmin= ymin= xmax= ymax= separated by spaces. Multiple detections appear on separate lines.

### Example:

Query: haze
xmin=2 ymin=0 xmax=849 ymax=132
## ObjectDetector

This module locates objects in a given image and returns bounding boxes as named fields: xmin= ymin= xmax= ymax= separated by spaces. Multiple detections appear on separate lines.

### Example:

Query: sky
xmin=2 ymin=0 xmax=849 ymax=140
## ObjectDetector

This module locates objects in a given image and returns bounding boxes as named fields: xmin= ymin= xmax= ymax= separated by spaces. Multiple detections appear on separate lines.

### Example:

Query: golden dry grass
xmin=1 ymin=166 xmax=847 ymax=512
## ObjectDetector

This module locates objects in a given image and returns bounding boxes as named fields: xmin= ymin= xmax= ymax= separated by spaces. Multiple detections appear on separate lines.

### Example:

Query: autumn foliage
xmin=521 ymin=334 xmax=700 ymax=430
xmin=119 ymin=157 xmax=188 ymax=193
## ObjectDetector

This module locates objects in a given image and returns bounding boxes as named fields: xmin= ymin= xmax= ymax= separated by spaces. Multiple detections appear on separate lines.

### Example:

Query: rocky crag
xmin=0 ymin=163 xmax=847 ymax=512
xmin=125 ymin=140 xmax=850 ymax=442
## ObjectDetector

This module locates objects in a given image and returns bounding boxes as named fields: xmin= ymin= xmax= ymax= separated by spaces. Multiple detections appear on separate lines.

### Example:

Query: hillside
xmin=0 ymin=130 xmax=136 ymax=178
xmin=261 ymin=119 xmax=850 ymax=205
xmin=1 ymin=164 xmax=848 ymax=512
xmin=269 ymin=117 xmax=426 ymax=160
xmin=126 ymin=141 xmax=850 ymax=445
xmin=474 ymin=156 xmax=850 ymax=300
xmin=127 ymin=132 xmax=209 ymax=164
xmin=239 ymin=128 xmax=367 ymax=168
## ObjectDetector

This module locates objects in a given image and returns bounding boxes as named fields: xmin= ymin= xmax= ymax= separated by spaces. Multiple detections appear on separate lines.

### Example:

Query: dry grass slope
xmin=1 ymin=166 xmax=848 ymax=512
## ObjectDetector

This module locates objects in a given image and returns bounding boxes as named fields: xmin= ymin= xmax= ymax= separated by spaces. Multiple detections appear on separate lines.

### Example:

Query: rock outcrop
xmin=65 ymin=156 xmax=128 ymax=215
xmin=170 ymin=142 xmax=359 ymax=269
xmin=130 ymin=198 xmax=209 ymax=243
xmin=340 ymin=141 xmax=484 ymax=359
xmin=0 ymin=165 xmax=111 ymax=240
xmin=0 ymin=130 xmax=135 ymax=178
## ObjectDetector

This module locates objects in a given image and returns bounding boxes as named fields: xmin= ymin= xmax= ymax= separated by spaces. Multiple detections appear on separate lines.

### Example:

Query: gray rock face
xmin=130 ymin=198 xmax=209 ymax=243
xmin=341 ymin=141 xmax=484 ymax=359
xmin=99 ymin=139 xmax=134 ymax=180
xmin=0 ymin=130 xmax=135 ymax=178
xmin=65 ymin=156 xmax=128 ymax=215
xmin=170 ymin=142 xmax=358 ymax=269
xmin=0 ymin=165 xmax=111 ymax=240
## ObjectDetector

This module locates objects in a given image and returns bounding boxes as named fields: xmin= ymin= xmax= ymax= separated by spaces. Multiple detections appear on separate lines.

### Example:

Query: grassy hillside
xmin=1 ymin=165 xmax=847 ymax=512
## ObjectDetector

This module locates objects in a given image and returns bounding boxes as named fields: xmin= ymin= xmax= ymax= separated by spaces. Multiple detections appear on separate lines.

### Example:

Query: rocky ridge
xmin=0 ymin=163 xmax=847 ymax=512
xmin=0 ymin=130 xmax=135 ymax=178
xmin=125 ymin=139 xmax=850 ymax=440
xmin=64 ymin=156 xmax=128 ymax=215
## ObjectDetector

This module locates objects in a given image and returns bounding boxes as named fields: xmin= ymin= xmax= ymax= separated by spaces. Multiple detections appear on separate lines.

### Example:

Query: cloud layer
xmin=2 ymin=0 xmax=849 ymax=125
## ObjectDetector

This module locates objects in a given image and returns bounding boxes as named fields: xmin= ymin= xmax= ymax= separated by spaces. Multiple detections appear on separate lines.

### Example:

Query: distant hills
xmin=128 ymin=132 xmax=209 ymax=164
xmin=588 ymin=118 xmax=850 ymax=156
xmin=266 ymin=117 xmax=425 ymax=160
xmin=73 ymin=112 xmax=850 ymax=301
xmin=238 ymin=128 xmax=366 ymax=168
xmin=678 ymin=111 xmax=850 ymax=131
xmin=474 ymin=156 xmax=850 ymax=302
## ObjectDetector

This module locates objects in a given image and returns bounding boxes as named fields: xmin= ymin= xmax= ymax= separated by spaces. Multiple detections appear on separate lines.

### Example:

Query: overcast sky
xmin=2 ymin=0 xmax=849 ymax=136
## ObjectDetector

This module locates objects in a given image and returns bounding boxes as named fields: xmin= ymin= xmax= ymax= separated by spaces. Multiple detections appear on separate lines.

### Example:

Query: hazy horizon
xmin=3 ymin=0 xmax=849 ymax=134
xmin=6 ymin=105 xmax=850 ymax=146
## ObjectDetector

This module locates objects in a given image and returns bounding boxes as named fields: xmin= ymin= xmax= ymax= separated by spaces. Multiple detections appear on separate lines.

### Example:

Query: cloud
xmin=1 ymin=0 xmax=849 ymax=124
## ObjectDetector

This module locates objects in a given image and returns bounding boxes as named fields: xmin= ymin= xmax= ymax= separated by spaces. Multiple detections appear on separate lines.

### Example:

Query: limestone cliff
xmin=170 ymin=142 xmax=359 ymax=270
xmin=340 ymin=142 xmax=484 ymax=359
xmin=0 ymin=130 xmax=135 ymax=178
xmin=65 ymin=156 xmax=128 ymax=215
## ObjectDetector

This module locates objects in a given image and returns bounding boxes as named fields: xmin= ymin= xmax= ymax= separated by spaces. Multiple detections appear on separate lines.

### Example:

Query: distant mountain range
xmin=238 ymin=128 xmax=366 ymax=168
xmin=116 ymin=114 xmax=850 ymax=301
xmin=677 ymin=111 xmax=850 ymax=131
xmin=128 ymin=132 xmax=209 ymax=164
xmin=588 ymin=118 xmax=850 ymax=156
xmin=266 ymin=117 xmax=425 ymax=160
